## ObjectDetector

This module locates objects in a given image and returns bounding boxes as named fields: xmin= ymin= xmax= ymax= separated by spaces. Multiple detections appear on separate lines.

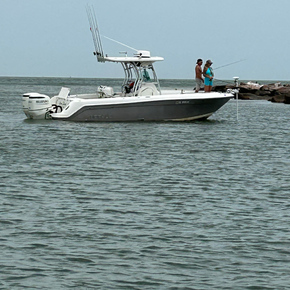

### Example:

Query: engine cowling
xmin=22 ymin=93 xmax=31 ymax=117
xmin=23 ymin=93 xmax=51 ymax=119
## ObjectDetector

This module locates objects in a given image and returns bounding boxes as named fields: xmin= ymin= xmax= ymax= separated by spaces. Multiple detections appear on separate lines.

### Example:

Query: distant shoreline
xmin=0 ymin=75 xmax=290 ymax=84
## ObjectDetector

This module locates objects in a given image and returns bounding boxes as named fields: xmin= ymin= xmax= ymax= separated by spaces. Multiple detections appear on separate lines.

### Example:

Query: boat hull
xmin=52 ymin=94 xmax=232 ymax=122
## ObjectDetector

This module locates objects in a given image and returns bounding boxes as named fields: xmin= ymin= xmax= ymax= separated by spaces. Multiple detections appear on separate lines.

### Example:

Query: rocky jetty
xmin=212 ymin=81 xmax=290 ymax=104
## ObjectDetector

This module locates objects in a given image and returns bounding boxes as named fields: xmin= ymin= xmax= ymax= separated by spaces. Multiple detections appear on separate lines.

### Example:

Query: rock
xmin=244 ymin=81 xmax=263 ymax=90
xmin=212 ymin=85 xmax=227 ymax=92
xmin=239 ymin=93 xmax=269 ymax=100
xmin=212 ymin=81 xmax=290 ymax=104
xmin=269 ymin=95 xmax=286 ymax=103
xmin=238 ymin=93 xmax=254 ymax=100
xmin=256 ymin=90 xmax=271 ymax=97
xmin=285 ymin=94 xmax=290 ymax=104
xmin=276 ymin=86 xmax=290 ymax=94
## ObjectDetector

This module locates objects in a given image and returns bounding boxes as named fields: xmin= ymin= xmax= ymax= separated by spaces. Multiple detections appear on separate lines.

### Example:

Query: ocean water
xmin=1 ymin=77 xmax=290 ymax=289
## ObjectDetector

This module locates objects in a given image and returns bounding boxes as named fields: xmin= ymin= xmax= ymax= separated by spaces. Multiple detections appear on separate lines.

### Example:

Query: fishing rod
xmin=203 ymin=59 xmax=245 ymax=84
xmin=213 ymin=78 xmax=231 ymax=85
xmin=214 ymin=59 xmax=246 ymax=70
xmin=210 ymin=59 xmax=246 ymax=85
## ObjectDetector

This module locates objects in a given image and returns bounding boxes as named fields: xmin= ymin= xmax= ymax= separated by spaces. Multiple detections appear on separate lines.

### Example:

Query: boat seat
xmin=137 ymin=83 xmax=159 ymax=96
xmin=57 ymin=87 xmax=70 ymax=99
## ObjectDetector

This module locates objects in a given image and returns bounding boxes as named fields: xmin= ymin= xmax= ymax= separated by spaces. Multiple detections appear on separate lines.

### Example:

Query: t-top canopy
xmin=101 ymin=50 xmax=164 ymax=64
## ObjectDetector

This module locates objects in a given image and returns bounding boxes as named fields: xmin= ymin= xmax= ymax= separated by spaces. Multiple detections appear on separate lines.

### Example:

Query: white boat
xmin=22 ymin=9 xmax=235 ymax=122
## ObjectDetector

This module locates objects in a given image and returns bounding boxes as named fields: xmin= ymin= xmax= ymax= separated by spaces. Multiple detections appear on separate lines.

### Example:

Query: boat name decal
xmin=89 ymin=114 xmax=110 ymax=120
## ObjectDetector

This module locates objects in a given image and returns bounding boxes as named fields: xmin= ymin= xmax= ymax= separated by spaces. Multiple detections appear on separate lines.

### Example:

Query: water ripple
xmin=1 ymin=79 xmax=290 ymax=289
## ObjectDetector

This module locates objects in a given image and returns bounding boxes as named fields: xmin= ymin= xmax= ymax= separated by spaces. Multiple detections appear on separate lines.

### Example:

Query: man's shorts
xmin=195 ymin=78 xmax=204 ymax=90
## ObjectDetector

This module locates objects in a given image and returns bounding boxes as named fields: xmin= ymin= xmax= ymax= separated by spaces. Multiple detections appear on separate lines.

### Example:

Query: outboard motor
xmin=23 ymin=93 xmax=51 ymax=119
xmin=22 ymin=93 xmax=31 ymax=117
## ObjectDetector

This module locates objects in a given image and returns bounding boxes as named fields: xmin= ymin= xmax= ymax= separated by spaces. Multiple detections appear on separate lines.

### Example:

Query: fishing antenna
xmin=102 ymin=35 xmax=138 ymax=52
xmin=86 ymin=5 xmax=104 ymax=61
xmin=86 ymin=5 xmax=139 ymax=61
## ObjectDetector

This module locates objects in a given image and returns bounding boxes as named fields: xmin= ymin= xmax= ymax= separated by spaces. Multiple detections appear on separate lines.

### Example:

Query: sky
xmin=1 ymin=0 xmax=290 ymax=80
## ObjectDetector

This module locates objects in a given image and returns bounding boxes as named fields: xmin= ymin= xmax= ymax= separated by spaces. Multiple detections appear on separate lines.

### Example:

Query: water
xmin=1 ymin=77 xmax=290 ymax=289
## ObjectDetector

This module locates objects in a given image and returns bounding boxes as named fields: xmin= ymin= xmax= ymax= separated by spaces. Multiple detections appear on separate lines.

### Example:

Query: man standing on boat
xmin=195 ymin=59 xmax=204 ymax=92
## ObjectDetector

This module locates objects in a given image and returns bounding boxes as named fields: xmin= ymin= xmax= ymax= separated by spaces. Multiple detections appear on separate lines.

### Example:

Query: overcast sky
xmin=1 ymin=0 xmax=290 ymax=80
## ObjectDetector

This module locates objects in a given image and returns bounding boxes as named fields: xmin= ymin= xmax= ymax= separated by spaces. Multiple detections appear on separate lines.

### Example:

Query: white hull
xmin=22 ymin=89 xmax=233 ymax=122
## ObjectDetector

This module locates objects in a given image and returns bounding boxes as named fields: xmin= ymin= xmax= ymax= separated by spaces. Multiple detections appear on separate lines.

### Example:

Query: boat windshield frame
xmin=120 ymin=61 xmax=161 ymax=96
xmin=102 ymin=54 xmax=164 ymax=96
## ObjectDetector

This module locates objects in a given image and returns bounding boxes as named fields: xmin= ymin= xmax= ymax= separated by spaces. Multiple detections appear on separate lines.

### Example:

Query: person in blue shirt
xmin=203 ymin=60 xmax=214 ymax=92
